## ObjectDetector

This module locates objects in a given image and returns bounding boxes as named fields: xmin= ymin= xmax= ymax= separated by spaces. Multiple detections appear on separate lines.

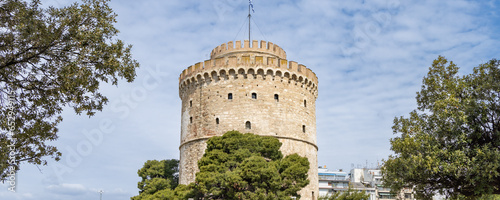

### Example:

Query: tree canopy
xmin=131 ymin=131 xmax=310 ymax=200
xmin=131 ymin=159 xmax=184 ymax=200
xmin=382 ymin=56 xmax=500 ymax=199
xmin=0 ymin=0 xmax=139 ymax=180
xmin=192 ymin=131 xmax=310 ymax=200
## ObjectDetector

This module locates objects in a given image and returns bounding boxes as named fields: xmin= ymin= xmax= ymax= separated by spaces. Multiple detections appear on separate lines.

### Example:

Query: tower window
xmin=274 ymin=94 xmax=279 ymax=102
xmin=190 ymin=117 xmax=193 ymax=124
xmin=302 ymin=125 xmax=306 ymax=133
xmin=252 ymin=93 xmax=257 ymax=99
xmin=189 ymin=100 xmax=192 ymax=107
xmin=216 ymin=118 xmax=219 ymax=125
xmin=304 ymin=100 xmax=307 ymax=107
xmin=245 ymin=121 xmax=251 ymax=129
xmin=228 ymin=93 xmax=233 ymax=100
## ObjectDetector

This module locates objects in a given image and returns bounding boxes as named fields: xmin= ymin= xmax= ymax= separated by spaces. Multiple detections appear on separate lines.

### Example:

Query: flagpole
xmin=248 ymin=3 xmax=251 ymax=42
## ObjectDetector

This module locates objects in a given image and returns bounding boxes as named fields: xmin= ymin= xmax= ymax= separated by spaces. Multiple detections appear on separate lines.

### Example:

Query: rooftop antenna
xmin=248 ymin=0 xmax=255 ymax=42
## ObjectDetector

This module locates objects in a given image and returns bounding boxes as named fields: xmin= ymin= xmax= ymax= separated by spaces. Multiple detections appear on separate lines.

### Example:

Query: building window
xmin=189 ymin=100 xmax=192 ymax=107
xmin=274 ymin=94 xmax=279 ymax=102
xmin=190 ymin=117 xmax=193 ymax=124
xmin=216 ymin=118 xmax=219 ymax=125
xmin=302 ymin=125 xmax=306 ymax=133
xmin=245 ymin=121 xmax=251 ymax=129
xmin=228 ymin=93 xmax=233 ymax=100
xmin=252 ymin=93 xmax=257 ymax=99
xmin=304 ymin=99 xmax=307 ymax=107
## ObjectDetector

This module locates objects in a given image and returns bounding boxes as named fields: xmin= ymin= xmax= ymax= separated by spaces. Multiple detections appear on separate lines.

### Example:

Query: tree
xmin=0 ymin=0 xmax=139 ymax=180
xmin=192 ymin=131 xmax=310 ymax=200
xmin=131 ymin=131 xmax=310 ymax=200
xmin=131 ymin=159 xmax=185 ymax=200
xmin=318 ymin=184 xmax=369 ymax=200
xmin=132 ymin=184 xmax=192 ymax=200
xmin=477 ymin=195 xmax=500 ymax=200
xmin=382 ymin=56 xmax=500 ymax=199
xmin=137 ymin=159 xmax=179 ymax=191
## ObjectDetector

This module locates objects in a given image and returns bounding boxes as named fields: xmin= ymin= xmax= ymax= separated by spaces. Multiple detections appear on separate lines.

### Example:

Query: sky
xmin=1 ymin=0 xmax=500 ymax=199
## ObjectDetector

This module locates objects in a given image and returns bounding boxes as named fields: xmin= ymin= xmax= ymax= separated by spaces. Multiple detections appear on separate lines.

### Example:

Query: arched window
xmin=228 ymin=93 xmax=233 ymax=100
xmin=189 ymin=100 xmax=192 ymax=107
xmin=252 ymin=93 xmax=257 ymax=99
xmin=274 ymin=94 xmax=279 ymax=102
xmin=304 ymin=99 xmax=307 ymax=107
xmin=216 ymin=118 xmax=219 ymax=125
xmin=302 ymin=125 xmax=306 ymax=133
xmin=245 ymin=121 xmax=251 ymax=129
xmin=190 ymin=117 xmax=193 ymax=124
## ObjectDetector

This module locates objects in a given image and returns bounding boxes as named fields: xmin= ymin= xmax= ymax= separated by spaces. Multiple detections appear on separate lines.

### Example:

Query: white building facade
xmin=318 ymin=166 xmax=350 ymax=197
xmin=318 ymin=166 xmax=414 ymax=200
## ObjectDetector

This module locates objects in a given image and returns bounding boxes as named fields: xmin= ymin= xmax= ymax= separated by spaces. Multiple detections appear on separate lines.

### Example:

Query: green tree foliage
xmin=192 ymin=131 xmax=310 ymax=200
xmin=382 ymin=56 xmax=500 ymax=199
xmin=131 ymin=183 xmax=192 ymax=200
xmin=318 ymin=185 xmax=369 ymax=200
xmin=0 ymin=0 xmax=139 ymax=180
xmin=131 ymin=159 xmax=186 ymax=200
xmin=477 ymin=195 xmax=500 ymax=200
xmin=137 ymin=159 xmax=179 ymax=191
xmin=131 ymin=131 xmax=310 ymax=200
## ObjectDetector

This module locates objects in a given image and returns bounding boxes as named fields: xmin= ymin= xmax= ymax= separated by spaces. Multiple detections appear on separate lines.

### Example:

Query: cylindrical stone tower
xmin=178 ymin=40 xmax=319 ymax=199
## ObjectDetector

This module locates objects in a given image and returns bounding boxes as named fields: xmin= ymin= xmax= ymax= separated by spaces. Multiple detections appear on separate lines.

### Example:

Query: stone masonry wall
xmin=178 ymin=40 xmax=319 ymax=199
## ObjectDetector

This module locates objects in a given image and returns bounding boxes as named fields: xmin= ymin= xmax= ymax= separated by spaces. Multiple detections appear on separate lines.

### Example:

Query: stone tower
xmin=178 ymin=40 xmax=319 ymax=199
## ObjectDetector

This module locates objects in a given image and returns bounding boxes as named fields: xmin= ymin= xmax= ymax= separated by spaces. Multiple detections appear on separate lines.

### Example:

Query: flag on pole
xmin=249 ymin=0 xmax=255 ymax=13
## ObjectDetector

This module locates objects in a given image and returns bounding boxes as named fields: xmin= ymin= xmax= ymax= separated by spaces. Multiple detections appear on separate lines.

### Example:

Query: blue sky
xmin=1 ymin=0 xmax=500 ymax=199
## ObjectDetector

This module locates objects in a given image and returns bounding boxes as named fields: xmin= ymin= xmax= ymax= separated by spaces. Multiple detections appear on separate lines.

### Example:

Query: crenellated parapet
xmin=210 ymin=40 xmax=287 ymax=59
xmin=179 ymin=40 xmax=318 ymax=97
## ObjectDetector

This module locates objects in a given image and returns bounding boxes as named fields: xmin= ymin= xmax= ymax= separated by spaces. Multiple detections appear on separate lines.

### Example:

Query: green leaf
xmin=382 ymin=56 xmax=500 ymax=199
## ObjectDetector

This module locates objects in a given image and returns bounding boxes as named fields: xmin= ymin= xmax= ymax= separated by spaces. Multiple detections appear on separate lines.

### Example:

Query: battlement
xmin=211 ymin=40 xmax=287 ymax=59
xmin=179 ymin=56 xmax=318 ymax=96
xmin=180 ymin=41 xmax=317 ymax=86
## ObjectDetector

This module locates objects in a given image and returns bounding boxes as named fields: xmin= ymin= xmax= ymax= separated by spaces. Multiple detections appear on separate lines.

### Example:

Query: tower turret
xmin=178 ymin=40 xmax=319 ymax=199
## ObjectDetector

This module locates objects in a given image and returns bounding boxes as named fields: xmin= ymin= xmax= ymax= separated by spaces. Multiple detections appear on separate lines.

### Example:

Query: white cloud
xmin=3 ymin=0 xmax=500 ymax=199
xmin=46 ymin=183 xmax=88 ymax=195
